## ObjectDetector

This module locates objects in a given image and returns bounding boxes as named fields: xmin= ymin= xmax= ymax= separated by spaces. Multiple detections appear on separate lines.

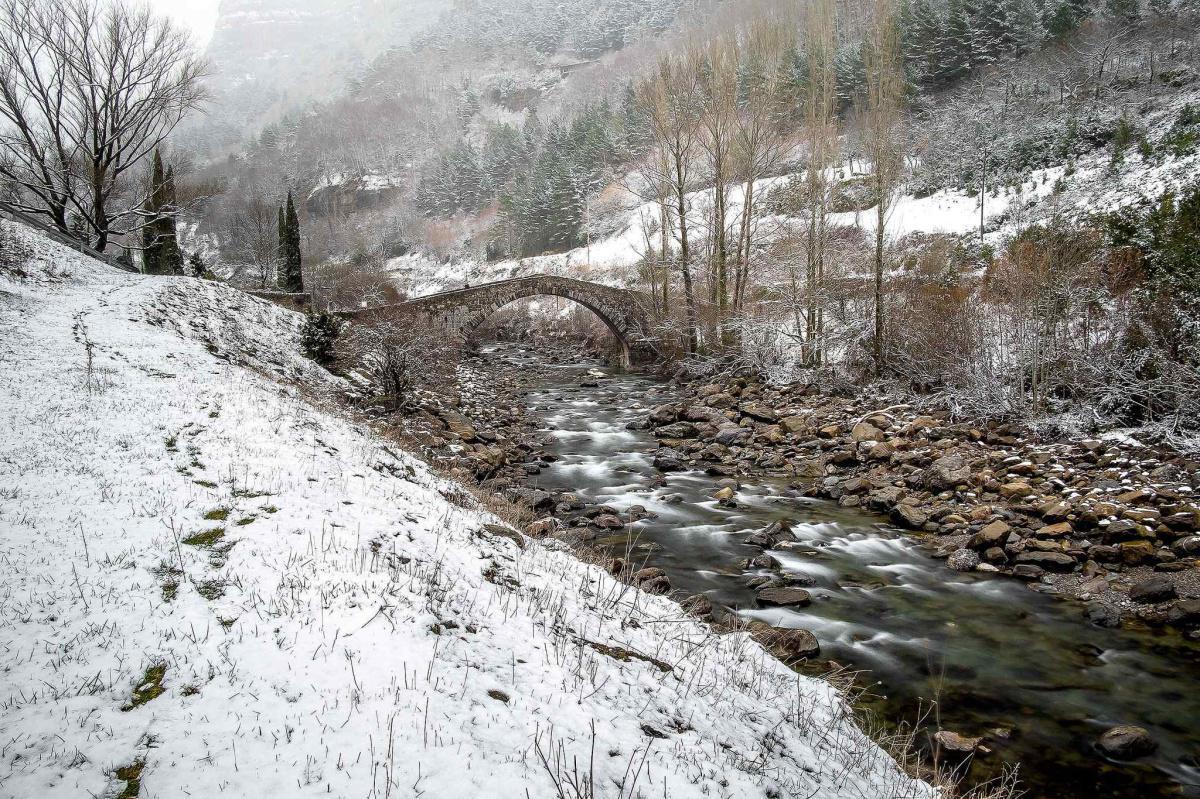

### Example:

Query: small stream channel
xmin=484 ymin=343 xmax=1200 ymax=799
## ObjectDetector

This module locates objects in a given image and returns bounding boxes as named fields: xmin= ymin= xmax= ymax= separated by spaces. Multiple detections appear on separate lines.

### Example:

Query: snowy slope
xmin=0 ymin=220 xmax=932 ymax=799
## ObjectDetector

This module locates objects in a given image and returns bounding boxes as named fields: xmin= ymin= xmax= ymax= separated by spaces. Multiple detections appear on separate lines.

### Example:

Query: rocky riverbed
xmin=392 ymin=342 xmax=1200 ymax=637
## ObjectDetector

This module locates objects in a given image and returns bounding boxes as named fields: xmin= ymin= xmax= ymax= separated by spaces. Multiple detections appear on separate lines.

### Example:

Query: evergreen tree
xmin=160 ymin=165 xmax=183 ymax=275
xmin=141 ymin=150 xmax=181 ymax=275
xmin=281 ymin=191 xmax=303 ymax=292
xmin=277 ymin=205 xmax=286 ymax=280
xmin=939 ymin=0 xmax=976 ymax=83
xmin=1006 ymin=0 xmax=1047 ymax=54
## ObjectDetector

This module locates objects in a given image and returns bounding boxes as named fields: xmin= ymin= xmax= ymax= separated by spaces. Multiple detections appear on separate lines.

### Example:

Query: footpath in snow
xmin=0 ymin=220 xmax=932 ymax=798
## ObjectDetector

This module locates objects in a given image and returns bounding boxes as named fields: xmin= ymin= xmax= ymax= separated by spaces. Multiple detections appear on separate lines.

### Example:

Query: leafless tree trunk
xmin=801 ymin=0 xmax=838 ymax=367
xmin=637 ymin=56 xmax=702 ymax=354
xmin=863 ymin=0 xmax=906 ymax=377
xmin=0 ymin=0 xmax=207 ymax=251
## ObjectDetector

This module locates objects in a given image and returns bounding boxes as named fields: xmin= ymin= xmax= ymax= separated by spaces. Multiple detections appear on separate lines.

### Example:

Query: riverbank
xmin=640 ymin=371 xmax=1200 ymax=635
xmin=395 ymin=339 xmax=1200 ymax=798
xmin=401 ymin=342 xmax=1200 ymax=635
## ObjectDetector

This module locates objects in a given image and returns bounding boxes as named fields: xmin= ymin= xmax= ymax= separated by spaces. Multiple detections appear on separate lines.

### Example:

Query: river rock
xmin=893 ymin=503 xmax=928 ymax=529
xmin=739 ymin=402 xmax=778 ymax=422
xmin=1172 ymin=535 xmax=1200 ymax=556
xmin=655 ymin=421 xmax=699 ymax=439
xmin=755 ymin=586 xmax=812 ymax=607
xmin=947 ymin=548 xmax=981 ymax=572
xmin=1084 ymin=602 xmax=1121 ymax=628
xmin=1013 ymin=551 xmax=1077 ymax=572
xmin=1165 ymin=599 xmax=1200 ymax=627
xmin=680 ymin=593 xmax=714 ymax=619
xmin=1096 ymin=725 xmax=1157 ymax=759
xmin=652 ymin=449 xmax=686 ymax=471
xmin=714 ymin=425 xmax=752 ymax=446
xmin=633 ymin=567 xmax=672 ymax=595
xmin=648 ymin=404 xmax=677 ymax=424
xmin=851 ymin=421 xmax=883 ymax=442
xmin=926 ymin=454 xmax=971 ymax=490
xmin=1129 ymin=576 xmax=1177 ymax=603
xmin=934 ymin=730 xmax=982 ymax=754
xmin=745 ymin=521 xmax=792 ymax=548
xmin=748 ymin=622 xmax=820 ymax=663
xmin=591 ymin=513 xmax=624 ymax=530
xmin=969 ymin=520 xmax=1011 ymax=549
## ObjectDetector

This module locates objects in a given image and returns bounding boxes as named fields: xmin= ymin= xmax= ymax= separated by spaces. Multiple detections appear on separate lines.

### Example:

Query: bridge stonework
xmin=362 ymin=275 xmax=657 ymax=364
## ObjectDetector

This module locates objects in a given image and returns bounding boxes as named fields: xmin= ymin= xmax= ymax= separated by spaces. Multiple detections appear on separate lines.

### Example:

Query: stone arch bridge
xmin=354 ymin=275 xmax=657 ymax=364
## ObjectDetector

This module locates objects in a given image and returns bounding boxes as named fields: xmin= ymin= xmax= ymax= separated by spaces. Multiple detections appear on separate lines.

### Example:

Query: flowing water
xmin=484 ymin=343 xmax=1200 ymax=799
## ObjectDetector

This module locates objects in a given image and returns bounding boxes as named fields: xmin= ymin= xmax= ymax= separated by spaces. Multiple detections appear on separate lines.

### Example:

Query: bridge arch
xmin=390 ymin=275 xmax=655 ymax=364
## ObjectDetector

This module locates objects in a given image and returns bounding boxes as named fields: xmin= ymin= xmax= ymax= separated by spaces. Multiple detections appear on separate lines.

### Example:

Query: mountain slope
xmin=0 ymin=220 xmax=931 ymax=798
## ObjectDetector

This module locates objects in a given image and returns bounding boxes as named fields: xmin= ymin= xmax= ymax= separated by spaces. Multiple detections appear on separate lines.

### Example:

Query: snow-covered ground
xmin=0 ymin=220 xmax=933 ymax=798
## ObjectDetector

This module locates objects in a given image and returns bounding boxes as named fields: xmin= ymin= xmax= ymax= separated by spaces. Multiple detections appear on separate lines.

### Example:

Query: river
xmin=478 ymin=343 xmax=1200 ymax=799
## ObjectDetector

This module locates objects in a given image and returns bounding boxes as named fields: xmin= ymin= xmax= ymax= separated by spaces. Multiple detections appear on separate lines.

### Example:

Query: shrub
xmin=300 ymin=312 xmax=344 ymax=365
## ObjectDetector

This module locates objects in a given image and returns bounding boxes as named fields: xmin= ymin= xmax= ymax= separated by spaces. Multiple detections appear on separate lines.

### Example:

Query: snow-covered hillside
xmin=0 ymin=220 xmax=932 ymax=798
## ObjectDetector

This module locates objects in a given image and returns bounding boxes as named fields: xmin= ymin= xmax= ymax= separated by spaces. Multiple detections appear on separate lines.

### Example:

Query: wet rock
xmin=892 ymin=503 xmax=928 ymax=529
xmin=713 ymin=486 xmax=736 ymax=502
xmin=748 ymin=553 xmax=781 ymax=570
xmin=1172 ymin=535 xmax=1200 ymax=556
xmin=748 ymin=622 xmax=820 ymax=663
xmin=680 ymin=593 xmax=714 ymax=619
xmin=1013 ymin=551 xmax=1077 ymax=572
xmin=755 ymin=586 xmax=812 ymax=607
xmin=1084 ymin=602 xmax=1121 ymax=628
xmin=648 ymin=404 xmax=678 ymax=424
xmin=934 ymin=730 xmax=982 ymax=754
xmin=1165 ymin=599 xmax=1200 ymax=627
xmin=745 ymin=521 xmax=793 ymax=548
xmin=591 ymin=513 xmax=624 ymax=530
xmin=1012 ymin=564 xmax=1045 ymax=580
xmin=655 ymin=421 xmax=699 ymax=439
xmin=947 ymin=548 xmax=981 ymax=572
xmin=1096 ymin=725 xmax=1157 ymax=759
xmin=652 ymin=449 xmax=686 ymax=471
xmin=1129 ymin=576 xmax=1177 ymax=603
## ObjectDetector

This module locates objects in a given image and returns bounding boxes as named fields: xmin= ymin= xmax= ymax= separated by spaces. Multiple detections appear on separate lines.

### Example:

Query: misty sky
xmin=146 ymin=0 xmax=220 ymax=46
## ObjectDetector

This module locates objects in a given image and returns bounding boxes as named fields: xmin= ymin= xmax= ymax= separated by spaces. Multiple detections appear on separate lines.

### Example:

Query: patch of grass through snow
xmin=122 ymin=664 xmax=166 ymax=711
xmin=113 ymin=759 xmax=145 ymax=799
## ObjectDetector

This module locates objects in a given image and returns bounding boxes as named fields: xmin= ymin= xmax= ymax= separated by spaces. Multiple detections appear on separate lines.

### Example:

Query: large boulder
xmin=926 ymin=454 xmax=971 ymax=490
xmin=1096 ymin=726 xmax=1156 ymax=759
xmin=748 ymin=622 xmax=820 ymax=663
xmin=1129 ymin=576 xmax=1177 ymax=603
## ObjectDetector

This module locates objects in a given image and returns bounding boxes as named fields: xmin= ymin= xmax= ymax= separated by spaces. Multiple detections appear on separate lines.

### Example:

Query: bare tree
xmin=636 ymin=55 xmax=702 ymax=354
xmin=862 ymin=0 xmax=906 ymax=376
xmin=799 ymin=0 xmax=839 ymax=367
xmin=0 ymin=0 xmax=207 ymax=251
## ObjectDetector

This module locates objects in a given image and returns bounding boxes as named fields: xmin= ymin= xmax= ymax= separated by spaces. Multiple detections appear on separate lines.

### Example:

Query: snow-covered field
xmin=0 ymin=220 xmax=932 ymax=798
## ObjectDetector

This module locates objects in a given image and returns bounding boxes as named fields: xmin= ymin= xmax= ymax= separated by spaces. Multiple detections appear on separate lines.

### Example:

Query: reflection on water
xmin=487 ymin=343 xmax=1200 ymax=799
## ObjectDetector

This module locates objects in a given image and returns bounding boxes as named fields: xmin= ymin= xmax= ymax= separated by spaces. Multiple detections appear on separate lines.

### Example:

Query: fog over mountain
xmin=193 ymin=0 xmax=453 ymax=152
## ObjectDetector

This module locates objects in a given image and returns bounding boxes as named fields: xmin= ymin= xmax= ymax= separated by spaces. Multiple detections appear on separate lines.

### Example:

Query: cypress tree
xmin=281 ymin=191 xmax=303 ymax=292
xmin=142 ymin=151 xmax=167 ymax=274
xmin=161 ymin=165 xmax=183 ymax=275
